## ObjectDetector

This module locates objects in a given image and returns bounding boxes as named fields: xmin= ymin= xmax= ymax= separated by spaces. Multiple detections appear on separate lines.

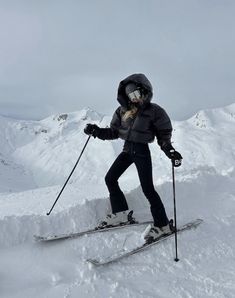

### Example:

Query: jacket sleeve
xmin=96 ymin=108 xmax=120 ymax=140
xmin=153 ymin=107 xmax=174 ymax=153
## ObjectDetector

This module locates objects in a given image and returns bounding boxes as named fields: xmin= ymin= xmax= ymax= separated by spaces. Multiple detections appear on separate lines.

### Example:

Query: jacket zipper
xmin=127 ymin=111 xmax=140 ymax=155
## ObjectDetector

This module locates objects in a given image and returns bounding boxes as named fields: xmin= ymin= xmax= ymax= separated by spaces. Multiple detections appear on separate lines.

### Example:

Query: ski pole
xmin=47 ymin=135 xmax=91 ymax=216
xmin=172 ymin=161 xmax=179 ymax=262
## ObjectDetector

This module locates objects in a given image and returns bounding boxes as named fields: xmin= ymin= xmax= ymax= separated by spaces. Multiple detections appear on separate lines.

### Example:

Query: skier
xmin=84 ymin=73 xmax=182 ymax=242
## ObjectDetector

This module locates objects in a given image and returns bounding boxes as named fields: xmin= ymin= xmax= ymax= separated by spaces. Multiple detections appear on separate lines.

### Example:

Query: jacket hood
xmin=117 ymin=73 xmax=153 ymax=108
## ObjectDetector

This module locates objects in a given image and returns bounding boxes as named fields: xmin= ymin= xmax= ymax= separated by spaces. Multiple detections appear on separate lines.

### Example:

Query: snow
xmin=0 ymin=103 xmax=235 ymax=297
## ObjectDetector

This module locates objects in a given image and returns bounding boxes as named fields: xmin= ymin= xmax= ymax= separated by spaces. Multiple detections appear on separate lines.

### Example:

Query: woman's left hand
xmin=169 ymin=150 xmax=183 ymax=167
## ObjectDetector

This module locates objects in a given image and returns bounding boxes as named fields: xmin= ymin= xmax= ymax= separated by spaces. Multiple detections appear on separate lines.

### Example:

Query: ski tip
xmin=33 ymin=235 xmax=45 ymax=241
xmin=33 ymin=235 xmax=56 ymax=242
xmin=195 ymin=218 xmax=203 ymax=225
xmin=86 ymin=259 xmax=101 ymax=266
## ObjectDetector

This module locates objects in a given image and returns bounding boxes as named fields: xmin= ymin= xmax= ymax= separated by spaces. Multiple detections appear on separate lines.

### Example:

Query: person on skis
xmin=84 ymin=73 xmax=182 ymax=242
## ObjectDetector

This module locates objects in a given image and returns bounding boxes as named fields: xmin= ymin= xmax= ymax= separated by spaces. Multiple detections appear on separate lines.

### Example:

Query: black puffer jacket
xmin=97 ymin=73 xmax=173 ymax=153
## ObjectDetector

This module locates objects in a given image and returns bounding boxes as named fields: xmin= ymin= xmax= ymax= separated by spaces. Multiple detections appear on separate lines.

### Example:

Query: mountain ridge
xmin=0 ymin=102 xmax=234 ymax=192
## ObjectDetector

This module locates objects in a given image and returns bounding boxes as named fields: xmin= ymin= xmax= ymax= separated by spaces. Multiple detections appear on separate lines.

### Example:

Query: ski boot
xmin=97 ymin=210 xmax=137 ymax=229
xmin=144 ymin=219 xmax=175 ymax=244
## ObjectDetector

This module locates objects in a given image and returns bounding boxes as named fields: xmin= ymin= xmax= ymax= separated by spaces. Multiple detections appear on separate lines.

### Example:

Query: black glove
xmin=167 ymin=149 xmax=183 ymax=167
xmin=84 ymin=124 xmax=100 ymax=138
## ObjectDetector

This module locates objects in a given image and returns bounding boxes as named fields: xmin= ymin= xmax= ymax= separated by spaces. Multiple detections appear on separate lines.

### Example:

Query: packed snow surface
xmin=0 ymin=103 xmax=235 ymax=297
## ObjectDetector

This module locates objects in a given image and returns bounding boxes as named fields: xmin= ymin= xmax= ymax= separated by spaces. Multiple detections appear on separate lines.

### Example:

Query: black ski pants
xmin=105 ymin=143 xmax=169 ymax=227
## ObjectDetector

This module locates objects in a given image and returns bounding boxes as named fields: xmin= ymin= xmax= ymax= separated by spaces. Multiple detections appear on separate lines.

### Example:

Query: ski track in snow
xmin=0 ymin=104 xmax=235 ymax=297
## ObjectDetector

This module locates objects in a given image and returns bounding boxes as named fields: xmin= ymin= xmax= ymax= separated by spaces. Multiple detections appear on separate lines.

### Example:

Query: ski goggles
xmin=127 ymin=89 xmax=142 ymax=101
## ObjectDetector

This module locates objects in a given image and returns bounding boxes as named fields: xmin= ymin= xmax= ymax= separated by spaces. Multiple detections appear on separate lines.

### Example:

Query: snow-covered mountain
xmin=1 ymin=103 xmax=235 ymax=192
xmin=0 ymin=103 xmax=235 ymax=298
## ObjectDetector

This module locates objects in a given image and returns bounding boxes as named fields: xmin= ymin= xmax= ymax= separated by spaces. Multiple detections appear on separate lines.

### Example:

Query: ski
xmin=34 ymin=220 xmax=153 ymax=242
xmin=87 ymin=218 xmax=203 ymax=266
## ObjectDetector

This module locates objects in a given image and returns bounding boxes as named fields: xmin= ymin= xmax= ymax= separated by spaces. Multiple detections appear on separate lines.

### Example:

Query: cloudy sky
xmin=0 ymin=0 xmax=235 ymax=120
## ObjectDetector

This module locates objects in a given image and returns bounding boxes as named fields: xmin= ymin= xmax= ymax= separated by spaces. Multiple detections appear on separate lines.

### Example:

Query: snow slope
xmin=0 ymin=103 xmax=235 ymax=297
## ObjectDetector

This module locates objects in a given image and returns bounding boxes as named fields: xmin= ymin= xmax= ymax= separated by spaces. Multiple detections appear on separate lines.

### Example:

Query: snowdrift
xmin=0 ymin=103 xmax=235 ymax=298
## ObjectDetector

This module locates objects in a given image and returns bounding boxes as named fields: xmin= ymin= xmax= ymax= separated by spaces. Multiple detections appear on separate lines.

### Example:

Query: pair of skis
xmin=34 ymin=218 xmax=203 ymax=266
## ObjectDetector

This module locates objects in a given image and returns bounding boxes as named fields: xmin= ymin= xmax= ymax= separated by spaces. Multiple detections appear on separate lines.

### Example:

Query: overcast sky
xmin=0 ymin=0 xmax=235 ymax=120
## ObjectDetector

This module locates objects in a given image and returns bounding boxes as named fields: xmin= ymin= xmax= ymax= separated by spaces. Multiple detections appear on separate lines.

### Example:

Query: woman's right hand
xmin=84 ymin=124 xmax=100 ymax=138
